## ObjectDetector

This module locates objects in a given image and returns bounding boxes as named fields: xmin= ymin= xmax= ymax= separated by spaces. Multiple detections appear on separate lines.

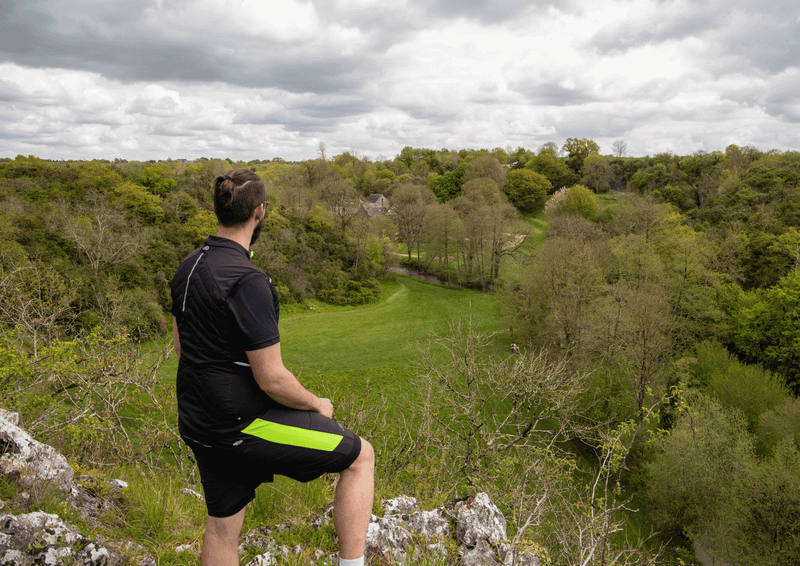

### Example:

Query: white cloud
xmin=0 ymin=0 xmax=797 ymax=160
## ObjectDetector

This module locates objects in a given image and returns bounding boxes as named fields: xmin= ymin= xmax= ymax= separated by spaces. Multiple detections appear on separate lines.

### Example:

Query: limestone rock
xmin=245 ymin=552 xmax=274 ymax=566
xmin=0 ymin=510 xmax=122 ymax=566
xmin=460 ymin=539 xmax=497 ymax=566
xmin=381 ymin=495 xmax=421 ymax=517
xmin=0 ymin=414 xmax=73 ymax=492
xmin=498 ymin=543 xmax=542 ymax=566
xmin=366 ymin=515 xmax=413 ymax=564
xmin=456 ymin=493 xmax=507 ymax=547
xmin=404 ymin=507 xmax=451 ymax=539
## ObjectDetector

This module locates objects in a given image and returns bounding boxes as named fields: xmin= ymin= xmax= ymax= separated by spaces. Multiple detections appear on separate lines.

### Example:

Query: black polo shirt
xmin=171 ymin=235 xmax=281 ymax=441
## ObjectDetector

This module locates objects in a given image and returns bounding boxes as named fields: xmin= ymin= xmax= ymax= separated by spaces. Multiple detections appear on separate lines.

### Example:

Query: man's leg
xmin=201 ymin=506 xmax=247 ymax=566
xmin=333 ymin=437 xmax=375 ymax=561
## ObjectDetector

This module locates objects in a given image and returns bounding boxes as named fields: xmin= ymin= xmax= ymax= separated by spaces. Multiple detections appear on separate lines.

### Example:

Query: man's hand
xmin=315 ymin=397 xmax=334 ymax=419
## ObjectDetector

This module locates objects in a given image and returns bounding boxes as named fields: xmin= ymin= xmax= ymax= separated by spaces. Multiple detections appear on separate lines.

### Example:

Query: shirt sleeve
xmin=228 ymin=272 xmax=280 ymax=351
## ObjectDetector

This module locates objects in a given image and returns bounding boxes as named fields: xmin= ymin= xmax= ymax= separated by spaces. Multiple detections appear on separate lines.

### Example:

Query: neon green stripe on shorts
xmin=242 ymin=418 xmax=343 ymax=451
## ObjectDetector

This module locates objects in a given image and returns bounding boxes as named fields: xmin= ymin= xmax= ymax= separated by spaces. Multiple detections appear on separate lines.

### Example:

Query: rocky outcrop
xmin=0 ymin=410 xmax=73 ymax=493
xmin=0 ymin=510 xmax=123 ymax=566
xmin=0 ymin=411 xmax=544 ymax=566
xmin=242 ymin=493 xmax=543 ymax=566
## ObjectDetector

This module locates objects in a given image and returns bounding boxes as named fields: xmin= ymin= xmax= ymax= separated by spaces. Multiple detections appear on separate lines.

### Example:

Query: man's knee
xmin=205 ymin=508 xmax=246 ymax=542
xmin=351 ymin=437 xmax=374 ymax=473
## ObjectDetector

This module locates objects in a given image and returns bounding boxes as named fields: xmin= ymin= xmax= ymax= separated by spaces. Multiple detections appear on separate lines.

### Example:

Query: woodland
xmin=1 ymin=140 xmax=799 ymax=565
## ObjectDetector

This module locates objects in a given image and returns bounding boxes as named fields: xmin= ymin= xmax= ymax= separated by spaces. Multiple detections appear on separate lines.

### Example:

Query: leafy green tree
xmin=689 ymin=340 xmax=791 ymax=435
xmin=645 ymin=393 xmax=755 ymax=550
xmin=525 ymin=149 xmax=573 ymax=192
xmin=728 ymin=272 xmax=800 ymax=392
xmin=139 ymin=164 xmax=177 ymax=196
xmin=504 ymin=169 xmax=550 ymax=213
xmin=562 ymin=184 xmax=598 ymax=220
xmin=432 ymin=163 xmax=466 ymax=201
xmin=561 ymin=138 xmax=600 ymax=174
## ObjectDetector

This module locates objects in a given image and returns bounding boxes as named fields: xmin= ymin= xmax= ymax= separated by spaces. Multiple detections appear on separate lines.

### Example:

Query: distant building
xmin=361 ymin=194 xmax=391 ymax=218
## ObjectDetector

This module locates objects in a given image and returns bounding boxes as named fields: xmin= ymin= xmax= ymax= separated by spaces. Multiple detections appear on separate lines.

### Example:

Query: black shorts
xmin=184 ymin=408 xmax=362 ymax=518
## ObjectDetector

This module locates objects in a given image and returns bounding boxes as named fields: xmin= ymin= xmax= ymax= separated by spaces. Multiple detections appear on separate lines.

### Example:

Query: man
xmin=171 ymin=169 xmax=374 ymax=566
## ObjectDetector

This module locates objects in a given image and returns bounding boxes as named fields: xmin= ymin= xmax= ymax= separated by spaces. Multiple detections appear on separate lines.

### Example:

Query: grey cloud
xmin=424 ymin=0 xmax=571 ymax=23
xmin=0 ymin=79 xmax=25 ymax=102
xmin=508 ymin=79 xmax=601 ymax=106
xmin=587 ymin=1 xmax=800 ymax=75
xmin=1 ymin=0 xmax=374 ymax=93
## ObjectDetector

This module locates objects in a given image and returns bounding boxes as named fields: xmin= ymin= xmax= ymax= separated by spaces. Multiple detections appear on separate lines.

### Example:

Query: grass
xmin=159 ymin=274 xmax=509 ymax=383
xmin=280 ymin=275 xmax=507 ymax=376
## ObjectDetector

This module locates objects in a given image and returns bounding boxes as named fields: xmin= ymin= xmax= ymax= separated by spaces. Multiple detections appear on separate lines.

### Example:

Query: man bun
xmin=212 ymin=168 xmax=266 ymax=227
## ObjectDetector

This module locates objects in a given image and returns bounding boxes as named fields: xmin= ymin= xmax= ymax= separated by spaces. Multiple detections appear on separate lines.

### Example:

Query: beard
xmin=250 ymin=213 xmax=265 ymax=245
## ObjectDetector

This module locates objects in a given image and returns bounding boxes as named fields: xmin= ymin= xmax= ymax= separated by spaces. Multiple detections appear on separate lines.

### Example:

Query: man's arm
xmin=172 ymin=316 xmax=181 ymax=358
xmin=247 ymin=342 xmax=333 ymax=419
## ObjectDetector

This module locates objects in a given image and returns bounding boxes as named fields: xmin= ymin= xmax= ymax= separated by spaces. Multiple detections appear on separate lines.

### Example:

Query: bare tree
xmin=612 ymin=140 xmax=628 ymax=158
xmin=64 ymin=193 xmax=142 ymax=279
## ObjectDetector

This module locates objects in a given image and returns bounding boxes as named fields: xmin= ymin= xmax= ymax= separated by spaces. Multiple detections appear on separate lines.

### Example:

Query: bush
xmin=562 ymin=184 xmax=598 ymax=220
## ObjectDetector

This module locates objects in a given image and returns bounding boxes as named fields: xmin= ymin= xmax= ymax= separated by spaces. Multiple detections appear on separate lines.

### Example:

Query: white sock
xmin=339 ymin=556 xmax=364 ymax=566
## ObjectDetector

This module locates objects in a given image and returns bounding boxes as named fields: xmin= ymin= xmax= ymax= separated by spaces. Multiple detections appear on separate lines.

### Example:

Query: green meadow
xmin=161 ymin=274 xmax=509 ymax=401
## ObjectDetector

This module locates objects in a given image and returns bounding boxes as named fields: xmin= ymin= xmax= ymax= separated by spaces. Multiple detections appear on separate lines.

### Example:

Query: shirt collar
xmin=203 ymin=235 xmax=250 ymax=259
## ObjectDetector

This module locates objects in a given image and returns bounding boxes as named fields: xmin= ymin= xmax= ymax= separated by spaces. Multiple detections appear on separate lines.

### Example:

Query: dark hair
xmin=212 ymin=168 xmax=266 ymax=227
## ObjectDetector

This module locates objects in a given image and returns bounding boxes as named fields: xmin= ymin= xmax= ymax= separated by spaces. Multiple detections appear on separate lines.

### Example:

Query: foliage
xmin=562 ymin=184 xmax=598 ymax=220
xmin=727 ymin=272 xmax=800 ymax=392
xmin=645 ymin=392 xmax=800 ymax=565
xmin=415 ymin=317 xmax=669 ymax=564
xmin=689 ymin=340 xmax=791 ymax=435
xmin=504 ymin=169 xmax=550 ymax=213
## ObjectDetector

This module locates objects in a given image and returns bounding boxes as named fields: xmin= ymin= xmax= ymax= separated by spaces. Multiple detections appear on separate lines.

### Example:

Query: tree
xmin=64 ymin=193 xmax=142 ymax=280
xmin=419 ymin=201 xmax=462 ymax=282
xmin=512 ymin=218 xmax=607 ymax=356
xmin=391 ymin=183 xmax=435 ymax=262
xmin=562 ymin=184 xmax=599 ymax=220
xmin=729 ymin=272 xmax=800 ymax=392
xmin=503 ymin=169 xmax=550 ymax=213
xmin=612 ymin=140 xmax=628 ymax=158
xmin=461 ymin=155 xmax=507 ymax=187
xmin=525 ymin=149 xmax=573 ymax=192
xmin=562 ymin=138 xmax=600 ymax=174
xmin=0 ymin=260 xmax=77 ymax=357
xmin=646 ymin=393 xmax=755 ymax=555
xmin=581 ymin=154 xmax=615 ymax=193
xmin=433 ymin=163 xmax=466 ymax=202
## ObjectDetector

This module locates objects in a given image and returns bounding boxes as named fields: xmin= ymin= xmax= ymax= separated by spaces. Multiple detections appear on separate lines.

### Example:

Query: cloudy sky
xmin=1 ymin=0 xmax=798 ymax=162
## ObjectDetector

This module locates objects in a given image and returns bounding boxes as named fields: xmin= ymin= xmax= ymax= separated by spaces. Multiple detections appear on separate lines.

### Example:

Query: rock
xmin=460 ymin=539 xmax=497 ymax=566
xmin=0 ymin=510 xmax=122 ymax=566
xmin=180 ymin=488 xmax=203 ymax=500
xmin=106 ymin=479 xmax=128 ymax=491
xmin=498 ymin=543 xmax=542 ymax=566
xmin=0 ymin=411 xmax=19 ymax=426
xmin=66 ymin=483 xmax=121 ymax=528
xmin=404 ymin=508 xmax=451 ymax=539
xmin=175 ymin=544 xmax=193 ymax=554
xmin=456 ymin=493 xmax=507 ymax=547
xmin=0 ymin=414 xmax=73 ymax=492
xmin=245 ymin=552 xmax=274 ymax=566
xmin=365 ymin=516 xmax=413 ymax=564
xmin=381 ymin=495 xmax=421 ymax=517
xmin=311 ymin=504 xmax=333 ymax=530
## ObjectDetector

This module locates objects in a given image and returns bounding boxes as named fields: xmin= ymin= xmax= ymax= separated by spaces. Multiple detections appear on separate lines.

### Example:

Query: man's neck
xmin=215 ymin=224 xmax=252 ymax=251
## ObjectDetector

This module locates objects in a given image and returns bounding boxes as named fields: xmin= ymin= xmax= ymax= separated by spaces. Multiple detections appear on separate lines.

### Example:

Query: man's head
xmin=212 ymin=168 xmax=267 ymax=243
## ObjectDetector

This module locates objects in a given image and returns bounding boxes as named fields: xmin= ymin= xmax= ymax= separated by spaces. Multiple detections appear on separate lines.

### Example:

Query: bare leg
xmin=201 ymin=506 xmax=247 ymax=566
xmin=333 ymin=438 xmax=375 ymax=560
